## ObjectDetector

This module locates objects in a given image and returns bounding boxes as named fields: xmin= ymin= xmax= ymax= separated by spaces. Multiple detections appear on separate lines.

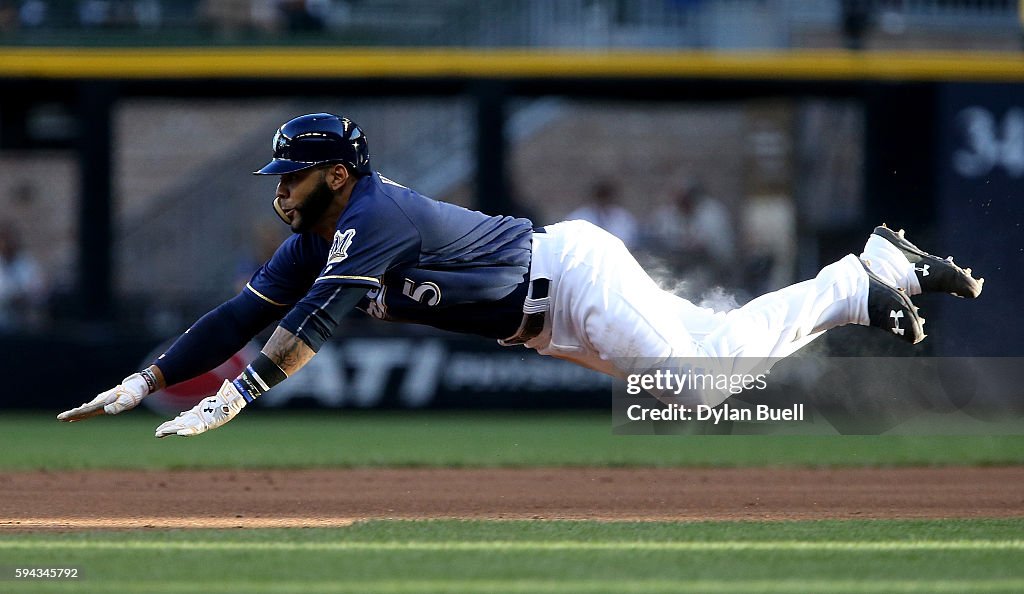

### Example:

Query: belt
xmin=498 ymin=277 xmax=549 ymax=346
xmin=499 ymin=227 xmax=550 ymax=346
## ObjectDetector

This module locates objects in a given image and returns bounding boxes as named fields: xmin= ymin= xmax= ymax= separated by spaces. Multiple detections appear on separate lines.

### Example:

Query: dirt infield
xmin=2 ymin=467 xmax=1023 ymax=530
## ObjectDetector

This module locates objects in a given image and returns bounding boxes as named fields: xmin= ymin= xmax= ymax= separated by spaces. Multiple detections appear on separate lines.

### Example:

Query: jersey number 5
xmin=402 ymin=278 xmax=441 ymax=306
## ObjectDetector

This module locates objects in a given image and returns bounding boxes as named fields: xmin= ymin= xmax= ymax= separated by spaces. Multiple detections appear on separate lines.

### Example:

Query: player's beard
xmin=291 ymin=177 xmax=335 ymax=234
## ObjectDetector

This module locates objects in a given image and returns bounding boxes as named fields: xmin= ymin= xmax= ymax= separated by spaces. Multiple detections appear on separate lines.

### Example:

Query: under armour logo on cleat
xmin=915 ymin=264 xmax=930 ymax=277
xmin=890 ymin=310 xmax=905 ymax=335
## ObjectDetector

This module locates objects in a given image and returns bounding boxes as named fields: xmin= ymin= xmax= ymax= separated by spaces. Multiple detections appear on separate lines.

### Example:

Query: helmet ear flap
xmin=272 ymin=197 xmax=291 ymax=225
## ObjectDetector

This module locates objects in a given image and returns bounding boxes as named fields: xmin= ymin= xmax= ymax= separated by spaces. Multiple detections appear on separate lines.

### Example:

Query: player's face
xmin=276 ymin=167 xmax=336 ymax=233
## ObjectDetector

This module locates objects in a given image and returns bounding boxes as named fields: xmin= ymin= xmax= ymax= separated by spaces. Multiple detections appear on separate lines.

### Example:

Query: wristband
xmin=139 ymin=368 xmax=159 ymax=394
xmin=232 ymin=353 xmax=288 ymax=403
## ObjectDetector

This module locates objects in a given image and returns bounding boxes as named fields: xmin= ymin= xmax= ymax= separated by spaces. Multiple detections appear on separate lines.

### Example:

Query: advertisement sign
xmin=141 ymin=333 xmax=611 ymax=413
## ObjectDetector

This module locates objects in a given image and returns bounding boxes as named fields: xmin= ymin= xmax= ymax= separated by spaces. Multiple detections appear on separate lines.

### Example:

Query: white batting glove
xmin=154 ymin=379 xmax=247 ymax=438
xmin=57 ymin=373 xmax=150 ymax=422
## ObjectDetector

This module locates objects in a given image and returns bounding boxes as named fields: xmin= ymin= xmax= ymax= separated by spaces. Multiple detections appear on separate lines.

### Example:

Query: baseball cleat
xmin=873 ymin=224 xmax=984 ymax=298
xmin=863 ymin=261 xmax=926 ymax=344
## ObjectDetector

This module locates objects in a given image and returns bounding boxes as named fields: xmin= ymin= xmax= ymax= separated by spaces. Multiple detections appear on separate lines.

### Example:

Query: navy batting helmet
xmin=254 ymin=113 xmax=371 ymax=176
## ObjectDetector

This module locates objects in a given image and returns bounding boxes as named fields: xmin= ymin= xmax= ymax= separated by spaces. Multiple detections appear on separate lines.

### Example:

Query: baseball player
xmin=57 ymin=113 xmax=984 ymax=436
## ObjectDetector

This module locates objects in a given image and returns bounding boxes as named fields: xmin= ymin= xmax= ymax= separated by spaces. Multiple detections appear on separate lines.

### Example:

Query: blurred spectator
xmin=739 ymin=196 xmax=796 ymax=297
xmin=19 ymin=0 xmax=47 ymax=28
xmin=566 ymin=179 xmax=639 ymax=249
xmin=841 ymin=0 xmax=872 ymax=50
xmin=649 ymin=179 xmax=735 ymax=284
xmin=199 ymin=0 xmax=254 ymax=36
xmin=79 ymin=0 xmax=150 ymax=28
xmin=78 ymin=0 xmax=109 ymax=26
xmin=132 ymin=0 xmax=161 ymax=28
xmin=0 ymin=221 xmax=46 ymax=332
xmin=0 ymin=0 xmax=17 ymax=32
xmin=278 ymin=0 xmax=325 ymax=33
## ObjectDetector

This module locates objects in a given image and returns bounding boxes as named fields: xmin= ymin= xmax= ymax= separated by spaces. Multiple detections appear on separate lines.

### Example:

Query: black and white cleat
xmin=872 ymin=224 xmax=984 ymax=299
xmin=863 ymin=261 xmax=926 ymax=344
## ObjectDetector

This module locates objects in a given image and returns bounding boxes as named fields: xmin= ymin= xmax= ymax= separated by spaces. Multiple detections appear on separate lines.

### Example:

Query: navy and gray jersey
xmin=246 ymin=172 xmax=534 ymax=340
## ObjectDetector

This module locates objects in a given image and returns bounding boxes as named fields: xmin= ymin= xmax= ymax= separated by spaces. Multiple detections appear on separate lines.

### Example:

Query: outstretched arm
xmin=262 ymin=326 xmax=317 ymax=375
xmin=57 ymin=290 xmax=284 ymax=423
xmin=153 ymin=284 xmax=368 ymax=438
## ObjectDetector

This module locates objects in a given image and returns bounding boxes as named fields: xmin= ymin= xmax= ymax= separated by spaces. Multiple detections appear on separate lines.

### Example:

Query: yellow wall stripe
xmin=1 ymin=47 xmax=1023 ymax=82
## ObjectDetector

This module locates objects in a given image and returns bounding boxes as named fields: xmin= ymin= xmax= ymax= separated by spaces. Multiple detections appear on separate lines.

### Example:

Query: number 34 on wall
xmin=953 ymin=106 xmax=1024 ymax=178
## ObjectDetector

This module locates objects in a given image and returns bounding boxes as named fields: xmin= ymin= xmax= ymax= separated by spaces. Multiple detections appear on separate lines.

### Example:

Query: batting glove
xmin=57 ymin=373 xmax=150 ymax=422
xmin=154 ymin=379 xmax=247 ymax=438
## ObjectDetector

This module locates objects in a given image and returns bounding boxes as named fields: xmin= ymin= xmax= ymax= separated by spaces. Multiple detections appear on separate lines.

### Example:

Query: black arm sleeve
xmin=153 ymin=290 xmax=285 ymax=387
xmin=279 ymin=284 xmax=368 ymax=353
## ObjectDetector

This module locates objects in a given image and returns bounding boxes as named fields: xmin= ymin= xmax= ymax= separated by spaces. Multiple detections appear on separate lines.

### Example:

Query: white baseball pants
xmin=521 ymin=220 xmax=906 ymax=406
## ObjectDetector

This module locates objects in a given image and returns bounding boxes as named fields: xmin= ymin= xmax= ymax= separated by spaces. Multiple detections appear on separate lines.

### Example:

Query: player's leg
xmin=861 ymin=225 xmax=984 ymax=299
xmin=533 ymin=223 xmax=914 ymax=357
xmin=696 ymin=254 xmax=888 ymax=362
xmin=522 ymin=219 xmax=832 ymax=381
xmin=525 ymin=222 xmax=880 ymax=407
xmin=524 ymin=220 xmax=708 ymax=376
xmin=693 ymin=223 xmax=985 ymax=372
xmin=525 ymin=221 xmax=976 ymax=408
xmin=527 ymin=221 xmax=888 ymax=367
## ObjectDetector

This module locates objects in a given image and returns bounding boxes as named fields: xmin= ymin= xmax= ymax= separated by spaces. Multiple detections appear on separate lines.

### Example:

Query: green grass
xmin=6 ymin=413 xmax=1023 ymax=593
xmin=1 ymin=519 xmax=1023 ymax=593
xmin=2 ymin=411 xmax=1023 ymax=470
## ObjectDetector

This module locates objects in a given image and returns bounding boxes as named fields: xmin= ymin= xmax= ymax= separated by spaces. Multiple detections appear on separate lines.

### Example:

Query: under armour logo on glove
xmin=154 ymin=381 xmax=247 ymax=438
xmin=890 ymin=310 xmax=905 ymax=335
xmin=915 ymin=264 xmax=930 ymax=277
